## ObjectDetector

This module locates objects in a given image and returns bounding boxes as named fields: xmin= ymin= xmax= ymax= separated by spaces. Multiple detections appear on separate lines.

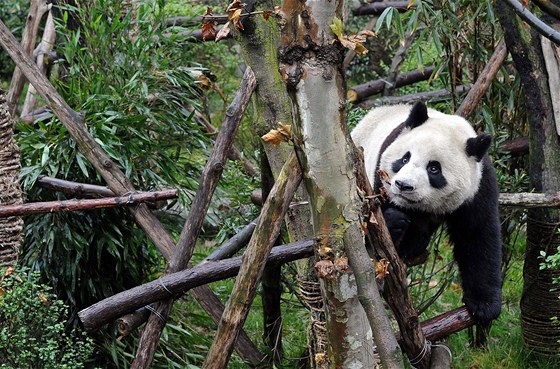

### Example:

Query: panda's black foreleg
xmin=447 ymin=161 xmax=502 ymax=324
xmin=384 ymin=207 xmax=436 ymax=264
xmin=383 ymin=207 xmax=411 ymax=246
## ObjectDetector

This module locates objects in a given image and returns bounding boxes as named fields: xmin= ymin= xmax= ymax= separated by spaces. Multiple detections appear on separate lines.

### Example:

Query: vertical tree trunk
xmin=496 ymin=0 xmax=560 ymax=354
xmin=234 ymin=1 xmax=323 ymax=366
xmin=0 ymin=89 xmax=24 ymax=266
xmin=278 ymin=1 xmax=389 ymax=367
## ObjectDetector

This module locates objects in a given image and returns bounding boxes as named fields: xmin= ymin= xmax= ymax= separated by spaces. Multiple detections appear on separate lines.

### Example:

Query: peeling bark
xmin=0 ymin=89 xmax=23 ymax=266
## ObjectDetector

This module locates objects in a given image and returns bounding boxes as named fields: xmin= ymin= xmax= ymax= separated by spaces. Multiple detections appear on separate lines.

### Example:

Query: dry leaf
xmin=377 ymin=169 xmax=391 ymax=184
xmin=334 ymin=257 xmax=349 ymax=273
xmin=215 ymin=21 xmax=231 ymax=42
xmin=369 ymin=211 xmax=379 ymax=225
xmin=262 ymin=10 xmax=273 ymax=20
xmin=227 ymin=0 xmax=246 ymax=30
xmin=375 ymin=258 xmax=390 ymax=280
xmin=197 ymin=74 xmax=213 ymax=90
xmin=261 ymin=123 xmax=292 ymax=145
xmin=39 ymin=292 xmax=50 ymax=305
xmin=201 ymin=20 xmax=217 ymax=41
xmin=318 ymin=245 xmax=333 ymax=259
xmin=428 ymin=280 xmax=439 ymax=288
xmin=315 ymin=260 xmax=336 ymax=280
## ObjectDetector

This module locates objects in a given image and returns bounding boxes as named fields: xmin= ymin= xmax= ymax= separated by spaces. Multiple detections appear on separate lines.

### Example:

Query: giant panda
xmin=351 ymin=101 xmax=502 ymax=324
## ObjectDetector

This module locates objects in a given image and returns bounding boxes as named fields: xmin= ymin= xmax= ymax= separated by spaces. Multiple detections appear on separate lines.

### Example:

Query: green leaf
xmin=330 ymin=16 xmax=343 ymax=38
xmin=41 ymin=145 xmax=50 ymax=167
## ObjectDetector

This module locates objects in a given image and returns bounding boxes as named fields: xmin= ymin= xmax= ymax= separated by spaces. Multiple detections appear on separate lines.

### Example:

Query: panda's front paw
xmin=384 ymin=207 xmax=410 ymax=245
xmin=463 ymin=295 xmax=502 ymax=324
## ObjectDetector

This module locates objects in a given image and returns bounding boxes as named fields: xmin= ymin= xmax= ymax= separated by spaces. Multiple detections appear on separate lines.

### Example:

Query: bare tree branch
xmin=501 ymin=0 xmax=560 ymax=44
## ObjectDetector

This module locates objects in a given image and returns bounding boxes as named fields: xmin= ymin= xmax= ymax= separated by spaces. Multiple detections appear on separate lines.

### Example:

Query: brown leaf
xmin=263 ymin=10 xmax=273 ymax=20
xmin=369 ymin=211 xmax=378 ymax=225
xmin=521 ymin=0 xmax=528 ymax=7
xmin=318 ymin=245 xmax=333 ymax=259
xmin=375 ymin=258 xmax=390 ymax=280
xmin=334 ymin=257 xmax=349 ymax=273
xmin=229 ymin=8 xmax=244 ymax=30
xmin=377 ymin=169 xmax=391 ymax=184
xmin=261 ymin=123 xmax=292 ymax=145
xmin=197 ymin=74 xmax=213 ymax=90
xmin=315 ymin=260 xmax=336 ymax=280
xmin=39 ymin=292 xmax=50 ymax=305
xmin=201 ymin=20 xmax=217 ymax=41
xmin=215 ymin=21 xmax=231 ymax=42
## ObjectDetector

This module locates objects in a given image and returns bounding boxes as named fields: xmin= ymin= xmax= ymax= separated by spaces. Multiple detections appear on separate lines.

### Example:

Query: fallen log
xmin=37 ymin=175 xmax=115 ymax=198
xmin=499 ymin=192 xmax=560 ymax=208
xmin=348 ymin=66 xmax=436 ymax=102
xmin=357 ymin=85 xmax=471 ymax=110
xmin=0 ymin=190 xmax=178 ymax=217
xmin=352 ymin=1 xmax=414 ymax=16
xmin=78 ymin=239 xmax=315 ymax=331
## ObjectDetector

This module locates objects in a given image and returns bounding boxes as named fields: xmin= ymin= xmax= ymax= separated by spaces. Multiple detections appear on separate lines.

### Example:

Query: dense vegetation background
xmin=0 ymin=0 xmax=559 ymax=368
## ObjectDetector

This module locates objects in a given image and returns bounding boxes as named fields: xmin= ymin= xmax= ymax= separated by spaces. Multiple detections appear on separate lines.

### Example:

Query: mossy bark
xmin=496 ymin=0 xmax=560 ymax=354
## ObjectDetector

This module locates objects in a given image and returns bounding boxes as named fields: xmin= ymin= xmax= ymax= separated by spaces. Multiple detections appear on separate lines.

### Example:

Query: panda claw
xmin=463 ymin=296 xmax=502 ymax=324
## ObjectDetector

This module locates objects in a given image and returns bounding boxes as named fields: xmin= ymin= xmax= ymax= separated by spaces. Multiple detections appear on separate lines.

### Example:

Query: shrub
xmin=0 ymin=267 xmax=95 ymax=369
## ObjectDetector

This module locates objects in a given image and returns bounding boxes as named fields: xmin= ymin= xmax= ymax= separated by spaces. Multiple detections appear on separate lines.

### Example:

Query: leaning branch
xmin=37 ymin=176 xmax=116 ymax=198
xmin=78 ymin=239 xmax=314 ymax=330
xmin=352 ymin=1 xmax=414 ymax=16
xmin=455 ymin=39 xmax=508 ymax=118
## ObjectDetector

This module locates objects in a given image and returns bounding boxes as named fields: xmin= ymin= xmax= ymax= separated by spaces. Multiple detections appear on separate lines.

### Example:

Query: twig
xmin=384 ymin=31 xmax=415 ymax=96
xmin=532 ymin=0 xmax=560 ymax=20
xmin=78 ymin=240 xmax=314 ymax=330
xmin=501 ymin=0 xmax=560 ymax=45
xmin=0 ymin=190 xmax=178 ymax=217
xmin=202 ymin=218 xmax=258 ymax=262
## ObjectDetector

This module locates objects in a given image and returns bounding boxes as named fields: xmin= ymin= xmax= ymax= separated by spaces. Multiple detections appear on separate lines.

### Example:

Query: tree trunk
xmin=0 ymin=89 xmax=24 ymax=266
xmin=496 ymin=0 xmax=560 ymax=354
xmin=234 ymin=1 xmax=322 ymax=366
xmin=279 ymin=1 xmax=402 ymax=367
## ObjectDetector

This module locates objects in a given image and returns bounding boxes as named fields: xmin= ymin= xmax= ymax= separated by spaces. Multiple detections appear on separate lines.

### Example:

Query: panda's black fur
xmin=352 ymin=102 xmax=502 ymax=324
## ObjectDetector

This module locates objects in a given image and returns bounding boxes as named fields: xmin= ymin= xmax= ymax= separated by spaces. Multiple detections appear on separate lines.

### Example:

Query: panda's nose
xmin=395 ymin=180 xmax=414 ymax=192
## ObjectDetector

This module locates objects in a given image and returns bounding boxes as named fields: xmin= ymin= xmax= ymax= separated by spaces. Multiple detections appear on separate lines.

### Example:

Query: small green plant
xmin=0 ymin=267 xmax=96 ymax=369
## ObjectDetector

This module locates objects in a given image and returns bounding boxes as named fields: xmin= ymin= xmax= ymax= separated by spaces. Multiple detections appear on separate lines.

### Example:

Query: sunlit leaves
xmin=331 ymin=16 xmax=376 ymax=55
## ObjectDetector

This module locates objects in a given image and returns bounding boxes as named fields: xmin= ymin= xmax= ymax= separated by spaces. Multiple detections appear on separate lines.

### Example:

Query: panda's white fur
xmin=352 ymin=104 xmax=483 ymax=214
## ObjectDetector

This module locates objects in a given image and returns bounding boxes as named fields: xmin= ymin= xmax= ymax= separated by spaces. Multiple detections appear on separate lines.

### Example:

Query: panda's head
xmin=379 ymin=102 xmax=491 ymax=214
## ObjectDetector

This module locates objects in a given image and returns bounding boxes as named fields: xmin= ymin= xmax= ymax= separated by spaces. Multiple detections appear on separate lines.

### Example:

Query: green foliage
xmin=0 ymin=0 xmax=27 ymax=85
xmin=0 ymin=267 xmax=95 ymax=369
xmin=16 ymin=0 xmax=211 ymax=311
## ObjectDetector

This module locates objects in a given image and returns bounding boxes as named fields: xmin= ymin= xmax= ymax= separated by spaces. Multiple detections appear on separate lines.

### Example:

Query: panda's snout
xmin=395 ymin=180 xmax=415 ymax=192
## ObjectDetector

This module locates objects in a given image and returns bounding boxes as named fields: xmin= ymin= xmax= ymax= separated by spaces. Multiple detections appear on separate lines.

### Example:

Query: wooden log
xmin=37 ymin=175 xmax=115 ymax=198
xmin=499 ymin=192 xmax=560 ymax=208
xmin=357 ymin=85 xmax=471 ymax=110
xmin=455 ymin=39 xmax=508 ymax=118
xmin=418 ymin=306 xmax=473 ymax=343
xmin=6 ymin=0 xmax=50 ymax=115
xmin=348 ymin=66 xmax=436 ymax=102
xmin=352 ymin=1 xmax=414 ymax=16
xmin=78 ymin=240 xmax=314 ymax=330
xmin=0 ymin=190 xmax=178 ymax=217
xmin=498 ymin=137 xmax=529 ymax=157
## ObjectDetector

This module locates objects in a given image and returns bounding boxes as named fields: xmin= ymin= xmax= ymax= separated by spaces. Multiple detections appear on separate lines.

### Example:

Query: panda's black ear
xmin=404 ymin=102 xmax=429 ymax=129
xmin=466 ymin=134 xmax=492 ymax=162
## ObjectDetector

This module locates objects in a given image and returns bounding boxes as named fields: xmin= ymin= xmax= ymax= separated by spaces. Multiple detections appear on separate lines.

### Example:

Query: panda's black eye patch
xmin=392 ymin=151 xmax=411 ymax=173
xmin=427 ymin=161 xmax=447 ymax=189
